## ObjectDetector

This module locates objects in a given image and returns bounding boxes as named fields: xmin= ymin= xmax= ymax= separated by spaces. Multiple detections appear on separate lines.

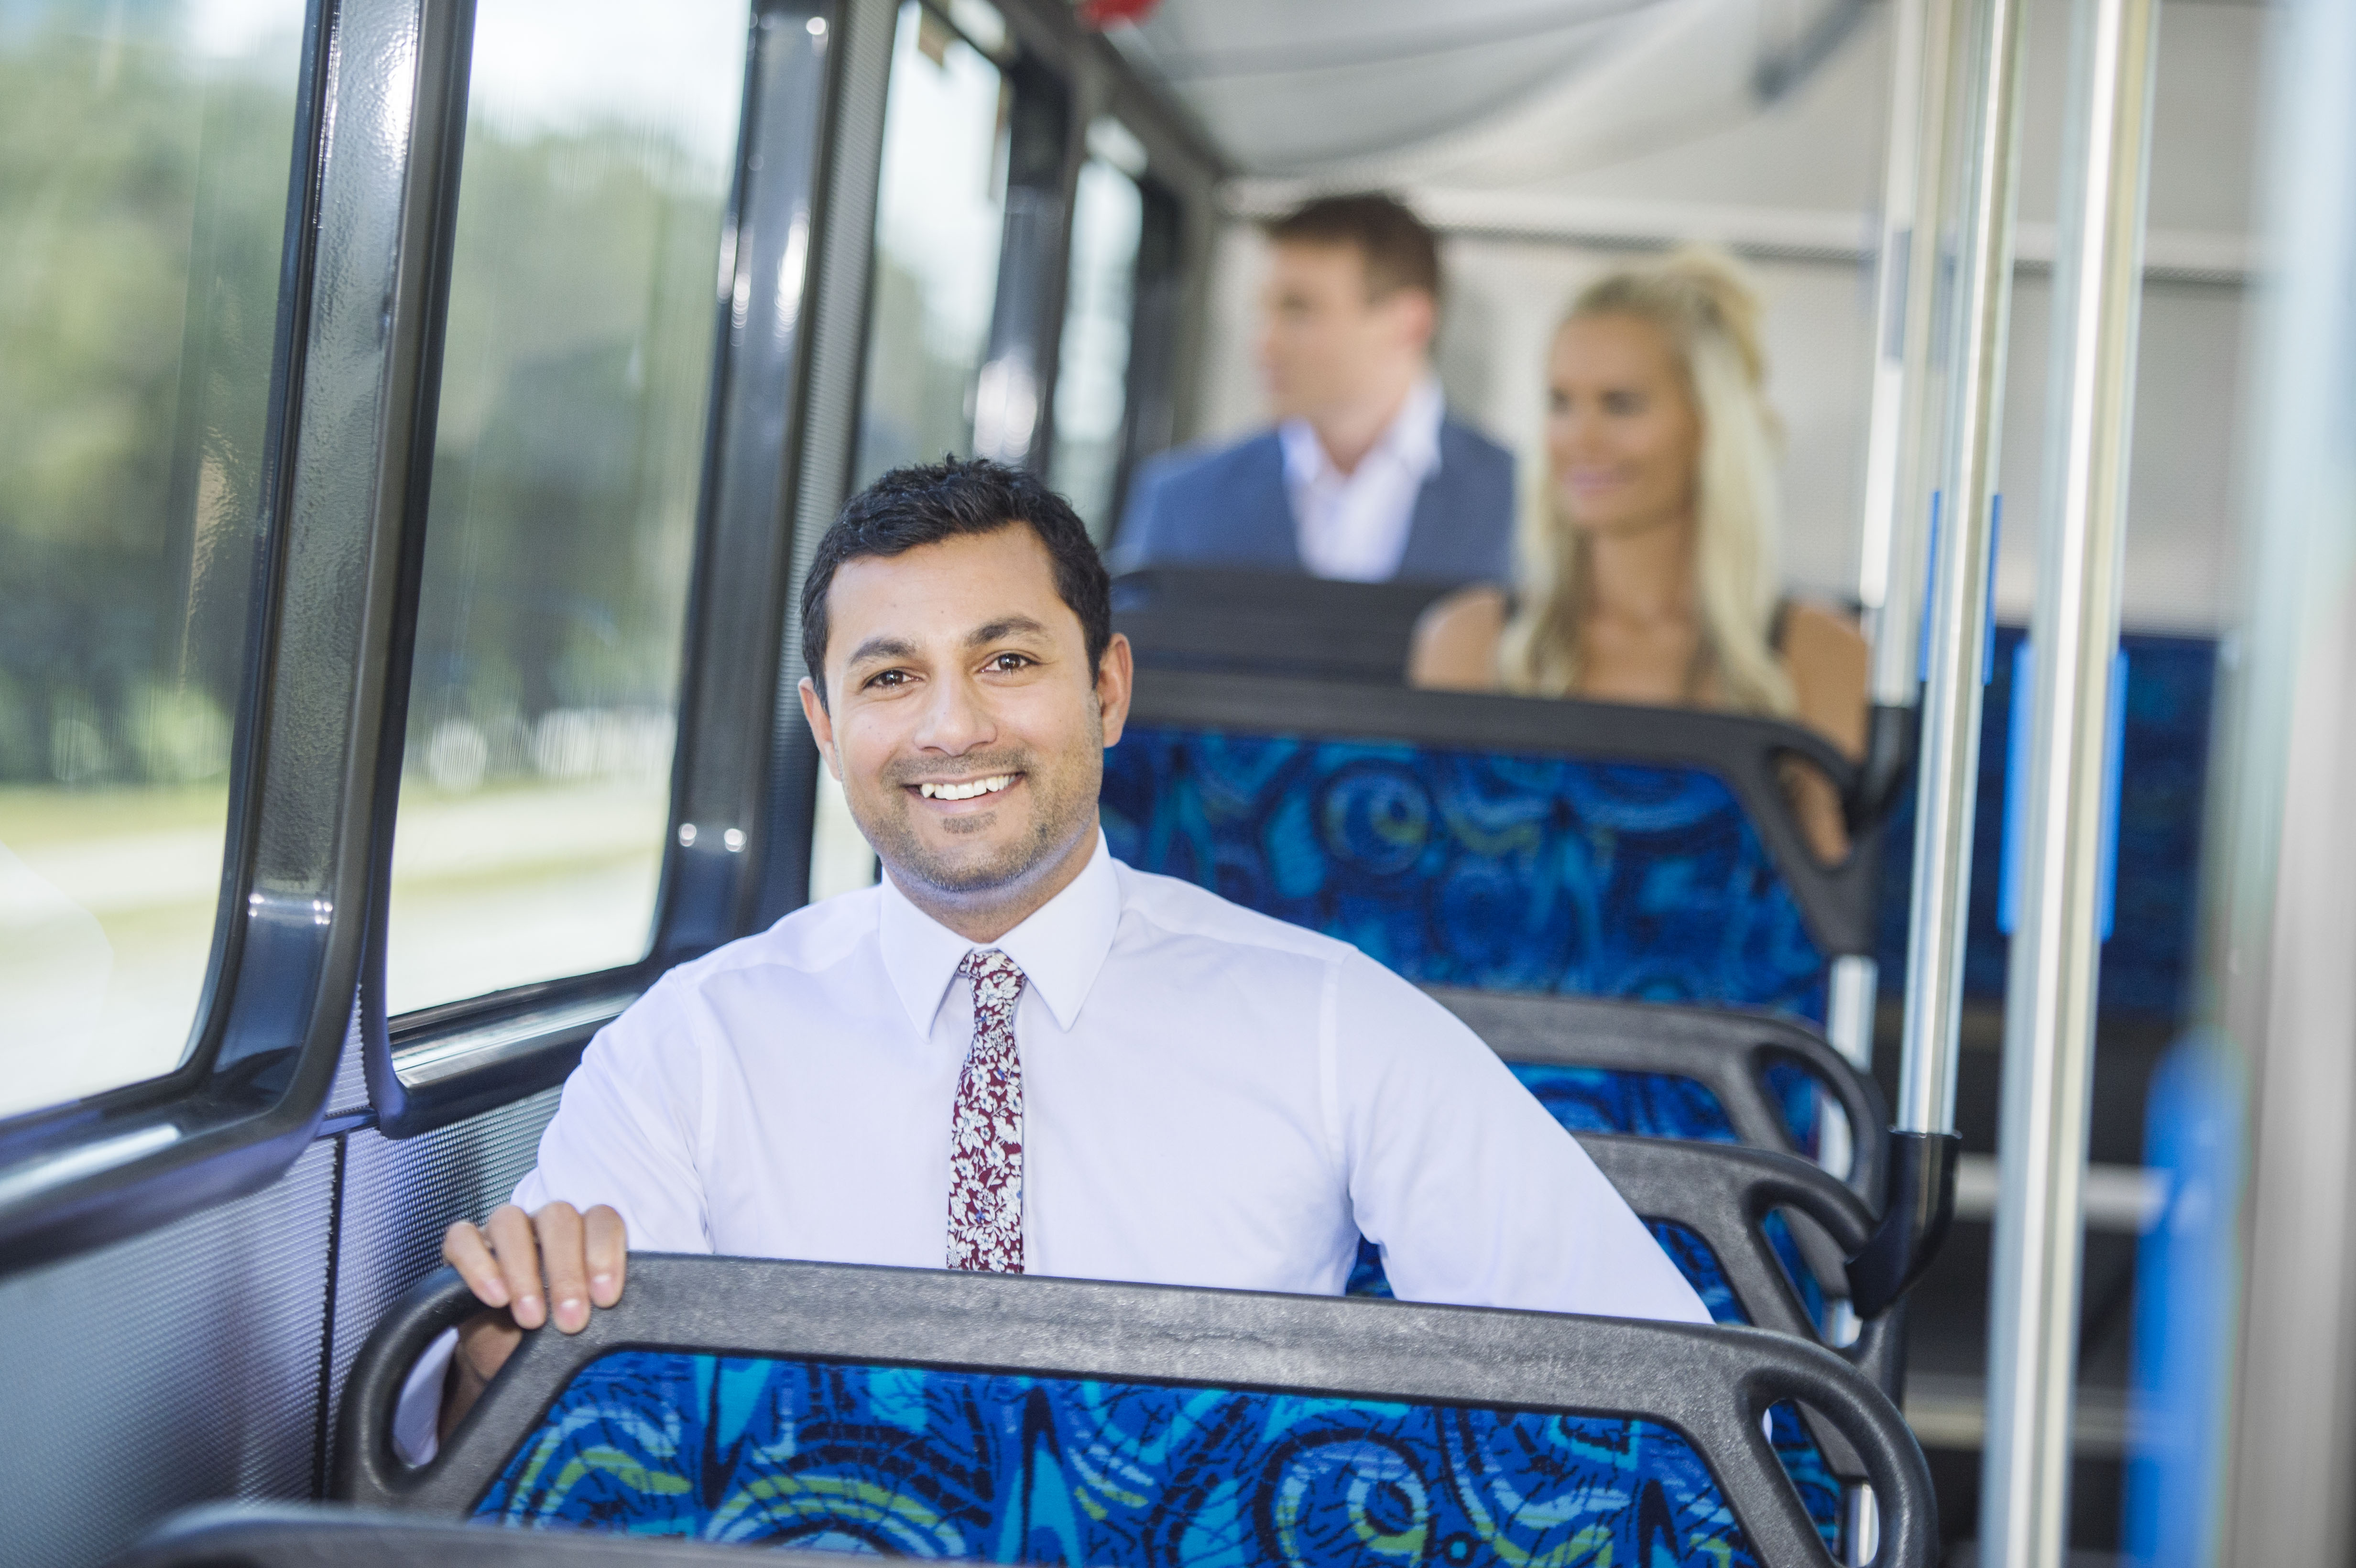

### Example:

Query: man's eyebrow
xmin=843 ymin=634 xmax=918 ymax=668
xmin=966 ymin=616 xmax=1051 ymax=648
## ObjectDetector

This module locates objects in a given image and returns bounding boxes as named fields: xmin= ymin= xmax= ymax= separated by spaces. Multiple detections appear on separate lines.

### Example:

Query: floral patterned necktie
xmin=948 ymin=948 xmax=1026 ymax=1272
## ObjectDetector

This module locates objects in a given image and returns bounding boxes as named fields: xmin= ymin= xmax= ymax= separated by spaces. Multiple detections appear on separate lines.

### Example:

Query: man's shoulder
xmin=1111 ymin=859 xmax=1364 ymax=970
xmin=633 ymin=886 xmax=883 ymax=1015
xmin=1436 ymin=416 xmax=1514 ymax=479
xmin=1134 ymin=429 xmax=1284 ymax=502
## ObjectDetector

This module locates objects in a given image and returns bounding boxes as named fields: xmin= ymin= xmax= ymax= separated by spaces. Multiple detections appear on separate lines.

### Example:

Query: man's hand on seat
xmin=437 ymin=1201 xmax=626 ymax=1437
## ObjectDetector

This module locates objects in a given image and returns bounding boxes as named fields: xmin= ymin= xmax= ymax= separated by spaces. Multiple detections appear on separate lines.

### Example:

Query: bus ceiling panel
xmin=1100 ymin=0 xmax=1862 ymax=182
xmin=989 ymin=0 xmax=1224 ymax=192
xmin=0 ymin=0 xmax=467 ymax=1274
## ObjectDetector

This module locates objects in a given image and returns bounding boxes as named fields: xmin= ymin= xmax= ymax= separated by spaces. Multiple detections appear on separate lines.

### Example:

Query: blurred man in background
xmin=1114 ymin=194 xmax=1514 ymax=586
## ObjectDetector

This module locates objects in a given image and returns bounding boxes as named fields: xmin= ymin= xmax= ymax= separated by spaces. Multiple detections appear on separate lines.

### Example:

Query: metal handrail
xmin=1895 ymin=0 xmax=2032 ymax=1142
xmin=1977 ymin=0 xmax=2160 ymax=1560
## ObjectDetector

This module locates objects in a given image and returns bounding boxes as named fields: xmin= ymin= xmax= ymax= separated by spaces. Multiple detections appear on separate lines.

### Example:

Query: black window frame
xmin=0 ymin=0 xmax=477 ymax=1274
xmin=360 ymin=0 xmax=855 ymax=1139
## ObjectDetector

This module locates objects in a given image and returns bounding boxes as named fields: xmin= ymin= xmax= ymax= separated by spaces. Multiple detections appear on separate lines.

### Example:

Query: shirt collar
xmin=1277 ymin=374 xmax=1446 ymax=488
xmin=875 ymin=830 xmax=1121 ymax=1038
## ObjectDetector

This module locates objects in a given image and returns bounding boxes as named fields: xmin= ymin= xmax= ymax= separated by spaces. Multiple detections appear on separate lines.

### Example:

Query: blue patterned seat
xmin=342 ymin=1261 xmax=1937 ymax=1568
xmin=1101 ymin=728 xmax=1831 ymax=1022
xmin=1346 ymin=1206 xmax=1842 ymax=1550
xmin=475 ymin=1351 xmax=1765 ymax=1564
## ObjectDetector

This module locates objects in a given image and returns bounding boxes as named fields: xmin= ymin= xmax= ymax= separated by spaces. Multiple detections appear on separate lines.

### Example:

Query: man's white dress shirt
xmin=1280 ymin=375 xmax=1444 ymax=582
xmin=394 ymin=835 xmax=1705 ymax=1461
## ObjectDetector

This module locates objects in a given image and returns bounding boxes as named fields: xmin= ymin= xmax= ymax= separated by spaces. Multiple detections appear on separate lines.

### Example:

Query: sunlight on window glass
xmin=850 ymin=0 xmax=1011 ymax=488
xmin=383 ymin=0 xmax=748 ymax=1015
xmin=0 ymin=0 xmax=304 ymax=1118
xmin=815 ymin=0 xmax=1012 ymax=900
xmin=1049 ymin=150 xmax=1144 ymax=541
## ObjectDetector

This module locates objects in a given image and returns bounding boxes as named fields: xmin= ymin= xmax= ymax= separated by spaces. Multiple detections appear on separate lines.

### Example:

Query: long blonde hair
xmin=1497 ymin=247 xmax=1795 ymax=717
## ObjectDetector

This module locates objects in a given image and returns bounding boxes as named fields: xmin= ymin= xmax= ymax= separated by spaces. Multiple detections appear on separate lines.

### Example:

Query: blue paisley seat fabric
xmin=1503 ymin=1063 xmax=1742 ymax=1145
xmin=1345 ymin=1224 xmax=1842 ymax=1549
xmin=1645 ymin=1223 xmax=1844 ymax=1549
xmin=475 ymin=1352 xmax=1764 ymax=1566
xmin=1100 ymin=728 xmax=1829 ymax=1022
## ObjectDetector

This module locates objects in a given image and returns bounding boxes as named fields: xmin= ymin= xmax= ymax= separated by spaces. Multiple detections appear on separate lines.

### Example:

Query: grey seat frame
xmin=1433 ymin=987 xmax=1892 ymax=1201
xmin=336 ymin=1257 xmax=1935 ymax=1568
xmin=112 ymin=1503 xmax=807 ymax=1568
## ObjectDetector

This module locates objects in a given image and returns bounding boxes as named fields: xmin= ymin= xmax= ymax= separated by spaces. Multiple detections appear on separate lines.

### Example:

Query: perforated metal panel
xmin=322 ymin=1087 xmax=562 ymax=1473
xmin=0 ymin=1140 xmax=337 ymax=1568
xmin=327 ymin=1001 xmax=370 ymax=1120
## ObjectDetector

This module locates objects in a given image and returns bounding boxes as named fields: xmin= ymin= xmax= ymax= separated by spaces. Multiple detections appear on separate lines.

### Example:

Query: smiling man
xmin=414 ymin=459 xmax=1704 ymax=1454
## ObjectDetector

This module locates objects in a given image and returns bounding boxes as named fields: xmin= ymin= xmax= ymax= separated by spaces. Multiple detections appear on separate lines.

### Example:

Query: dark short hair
xmin=799 ymin=457 xmax=1111 ymax=707
xmin=1264 ymin=193 xmax=1441 ymax=302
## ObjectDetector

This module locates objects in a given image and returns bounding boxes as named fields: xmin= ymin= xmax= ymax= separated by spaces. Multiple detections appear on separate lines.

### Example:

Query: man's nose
xmin=911 ymin=671 xmax=994 ymax=754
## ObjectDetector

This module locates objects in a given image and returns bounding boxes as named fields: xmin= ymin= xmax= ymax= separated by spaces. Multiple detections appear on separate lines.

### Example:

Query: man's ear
xmin=797 ymin=676 xmax=843 ymax=779
xmin=1384 ymin=287 xmax=1437 ymax=354
xmin=1094 ymin=632 xmax=1134 ymax=750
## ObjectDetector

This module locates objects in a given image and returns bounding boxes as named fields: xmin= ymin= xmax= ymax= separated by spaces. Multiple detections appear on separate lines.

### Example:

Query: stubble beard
xmin=851 ymin=711 xmax=1104 ymax=904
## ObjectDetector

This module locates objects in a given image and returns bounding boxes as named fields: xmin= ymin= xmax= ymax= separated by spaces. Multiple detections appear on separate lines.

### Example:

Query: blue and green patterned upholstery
xmin=1646 ymin=1223 xmax=1843 ymax=1549
xmin=1504 ymin=1062 xmax=1742 ymax=1144
xmin=1482 ymin=1062 xmax=1829 ymax=1332
xmin=474 ymin=1352 xmax=1765 ymax=1565
xmin=1344 ymin=1221 xmax=1841 ymax=1549
xmin=1100 ymin=729 xmax=1829 ymax=1022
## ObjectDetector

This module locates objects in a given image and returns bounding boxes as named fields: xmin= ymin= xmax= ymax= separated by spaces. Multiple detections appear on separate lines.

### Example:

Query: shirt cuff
xmin=390 ymin=1326 xmax=460 ymax=1468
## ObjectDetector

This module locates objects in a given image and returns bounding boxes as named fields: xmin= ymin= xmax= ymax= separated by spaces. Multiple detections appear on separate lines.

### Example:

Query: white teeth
xmin=919 ymin=775 xmax=1013 ymax=801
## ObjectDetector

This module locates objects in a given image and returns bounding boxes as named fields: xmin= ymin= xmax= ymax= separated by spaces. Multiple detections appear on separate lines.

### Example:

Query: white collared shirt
xmin=394 ymin=837 xmax=1705 ymax=1461
xmin=1279 ymin=375 xmax=1445 ymax=582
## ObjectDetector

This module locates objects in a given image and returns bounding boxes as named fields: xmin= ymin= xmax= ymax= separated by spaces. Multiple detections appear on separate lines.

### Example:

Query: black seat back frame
xmin=1432 ymin=988 xmax=1893 ymax=1201
xmin=113 ymin=1502 xmax=813 ymax=1568
xmin=1579 ymin=1133 xmax=1901 ymax=1478
xmin=338 ymin=1257 xmax=1935 ymax=1568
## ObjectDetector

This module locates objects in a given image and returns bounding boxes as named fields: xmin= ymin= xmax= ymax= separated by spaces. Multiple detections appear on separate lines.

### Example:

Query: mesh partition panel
xmin=324 ymin=1087 xmax=562 ymax=1473
xmin=0 ymin=1140 xmax=336 ymax=1568
xmin=327 ymin=1002 xmax=369 ymax=1120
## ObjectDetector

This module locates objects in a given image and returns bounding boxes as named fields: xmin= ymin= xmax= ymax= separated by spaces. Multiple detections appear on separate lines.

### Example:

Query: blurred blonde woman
xmin=1409 ymin=248 xmax=1866 ymax=855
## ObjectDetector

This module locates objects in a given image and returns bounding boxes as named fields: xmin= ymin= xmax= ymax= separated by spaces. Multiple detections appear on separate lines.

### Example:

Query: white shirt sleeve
xmin=1331 ymin=955 xmax=1712 ymax=1326
xmin=508 ymin=977 xmax=718 ymax=1251
xmin=386 ymin=980 xmax=722 ymax=1469
xmin=390 ymin=1326 xmax=459 ymax=1467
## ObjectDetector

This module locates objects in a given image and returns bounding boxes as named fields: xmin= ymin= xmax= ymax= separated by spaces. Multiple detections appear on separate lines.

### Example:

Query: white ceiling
xmin=1104 ymin=0 xmax=1864 ymax=182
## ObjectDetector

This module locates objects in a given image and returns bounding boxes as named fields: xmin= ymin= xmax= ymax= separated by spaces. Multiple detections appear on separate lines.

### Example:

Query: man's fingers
xmin=484 ymin=1204 xmax=546 ymax=1330
xmin=442 ymin=1220 xmax=511 ymax=1309
xmin=583 ymin=1205 xmax=627 ymax=1309
xmin=534 ymin=1202 xmax=590 ymax=1333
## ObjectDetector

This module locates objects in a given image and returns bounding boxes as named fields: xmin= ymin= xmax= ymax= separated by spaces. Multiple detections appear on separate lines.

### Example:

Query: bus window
xmin=850 ymin=0 xmax=1013 ymax=490
xmin=812 ymin=0 xmax=1013 ymax=902
xmin=0 ymin=0 xmax=304 ymax=1119
xmin=382 ymin=0 xmax=750 ymax=1015
xmin=1048 ymin=125 xmax=1147 ymax=544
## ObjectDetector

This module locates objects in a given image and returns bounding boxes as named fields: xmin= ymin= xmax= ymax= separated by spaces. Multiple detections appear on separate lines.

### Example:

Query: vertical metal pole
xmin=2218 ymin=0 xmax=2356 ymax=1558
xmin=1832 ymin=0 xmax=1965 ymax=1077
xmin=1858 ymin=0 xmax=1961 ymax=703
xmin=1895 ymin=0 xmax=2029 ymax=1141
xmin=1978 ymin=0 xmax=2160 ymax=1557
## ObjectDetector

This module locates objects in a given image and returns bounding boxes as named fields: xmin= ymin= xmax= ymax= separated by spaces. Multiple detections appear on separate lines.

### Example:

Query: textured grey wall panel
xmin=0 ymin=1141 xmax=336 ymax=1568
xmin=323 ymin=1087 xmax=561 ymax=1471
xmin=326 ymin=996 xmax=369 ymax=1119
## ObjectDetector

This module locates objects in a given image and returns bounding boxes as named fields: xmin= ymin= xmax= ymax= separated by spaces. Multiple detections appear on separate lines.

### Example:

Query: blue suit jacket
xmin=1112 ymin=419 xmax=1516 ymax=586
